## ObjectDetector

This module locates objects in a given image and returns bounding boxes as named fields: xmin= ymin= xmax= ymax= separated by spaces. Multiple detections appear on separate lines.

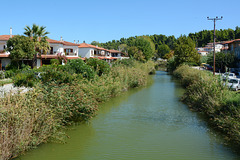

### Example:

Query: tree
xmin=174 ymin=36 xmax=200 ymax=66
xmin=6 ymin=35 xmax=35 ymax=68
xmin=128 ymin=46 xmax=145 ymax=62
xmin=156 ymin=44 xmax=170 ymax=58
xmin=24 ymin=24 xmax=50 ymax=67
xmin=118 ymin=44 xmax=128 ymax=53
xmin=133 ymin=36 xmax=155 ymax=61
xmin=207 ymin=52 xmax=237 ymax=72
xmin=91 ymin=41 xmax=100 ymax=46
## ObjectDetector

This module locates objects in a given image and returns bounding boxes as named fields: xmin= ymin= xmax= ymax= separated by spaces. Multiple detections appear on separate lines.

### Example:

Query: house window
xmin=64 ymin=48 xmax=73 ymax=55
xmin=90 ymin=50 xmax=94 ymax=57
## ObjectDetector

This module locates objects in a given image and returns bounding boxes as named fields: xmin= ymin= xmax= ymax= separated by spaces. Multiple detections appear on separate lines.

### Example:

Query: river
xmin=17 ymin=71 xmax=239 ymax=160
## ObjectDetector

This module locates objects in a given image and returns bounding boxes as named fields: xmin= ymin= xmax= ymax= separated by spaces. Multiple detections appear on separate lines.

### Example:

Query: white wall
xmin=49 ymin=43 xmax=63 ymax=54
xmin=78 ymin=48 xmax=93 ymax=58
xmin=37 ymin=59 xmax=41 ymax=68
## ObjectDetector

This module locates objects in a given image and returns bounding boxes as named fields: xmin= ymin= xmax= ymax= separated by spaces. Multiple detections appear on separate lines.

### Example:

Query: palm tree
xmin=24 ymin=24 xmax=50 ymax=67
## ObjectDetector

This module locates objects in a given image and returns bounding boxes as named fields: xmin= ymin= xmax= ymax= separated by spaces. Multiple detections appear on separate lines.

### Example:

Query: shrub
xmin=65 ymin=59 xmax=95 ymax=80
xmin=12 ymin=71 xmax=36 ymax=87
xmin=85 ymin=58 xmax=110 ymax=76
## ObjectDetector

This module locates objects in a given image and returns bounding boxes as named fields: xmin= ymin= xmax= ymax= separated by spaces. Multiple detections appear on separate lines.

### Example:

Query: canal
xmin=18 ymin=71 xmax=239 ymax=160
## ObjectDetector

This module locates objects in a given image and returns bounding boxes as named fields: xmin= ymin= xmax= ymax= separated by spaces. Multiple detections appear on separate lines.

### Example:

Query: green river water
xmin=17 ymin=71 xmax=240 ymax=160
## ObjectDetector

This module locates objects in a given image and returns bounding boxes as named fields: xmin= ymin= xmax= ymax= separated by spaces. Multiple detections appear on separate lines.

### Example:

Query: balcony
xmin=65 ymin=52 xmax=77 ymax=56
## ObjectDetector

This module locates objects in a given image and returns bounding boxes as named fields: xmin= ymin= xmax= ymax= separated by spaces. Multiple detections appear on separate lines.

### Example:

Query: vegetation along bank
xmin=0 ymin=59 xmax=155 ymax=160
xmin=173 ymin=65 xmax=240 ymax=146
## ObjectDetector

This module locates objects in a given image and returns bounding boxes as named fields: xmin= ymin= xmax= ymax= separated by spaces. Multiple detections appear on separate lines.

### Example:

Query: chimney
xmin=83 ymin=40 xmax=85 ymax=43
xmin=77 ymin=40 xmax=79 ymax=44
xmin=74 ymin=40 xmax=76 ymax=43
xmin=10 ymin=27 xmax=12 ymax=38
xmin=60 ymin=36 xmax=63 ymax=41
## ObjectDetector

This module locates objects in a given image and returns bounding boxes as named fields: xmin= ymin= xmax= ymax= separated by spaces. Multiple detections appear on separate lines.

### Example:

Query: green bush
xmin=85 ymin=58 xmax=110 ymax=76
xmin=174 ymin=65 xmax=240 ymax=144
xmin=12 ymin=71 xmax=36 ymax=87
xmin=5 ymin=70 xmax=16 ymax=78
xmin=112 ymin=58 xmax=136 ymax=67
xmin=65 ymin=59 xmax=95 ymax=80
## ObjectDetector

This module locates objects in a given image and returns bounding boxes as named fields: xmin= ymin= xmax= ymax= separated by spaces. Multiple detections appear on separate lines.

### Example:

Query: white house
xmin=78 ymin=43 xmax=119 ymax=62
xmin=0 ymin=34 xmax=80 ymax=69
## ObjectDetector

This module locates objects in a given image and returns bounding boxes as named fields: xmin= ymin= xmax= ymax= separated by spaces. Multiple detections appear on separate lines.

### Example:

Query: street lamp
xmin=207 ymin=16 xmax=223 ymax=76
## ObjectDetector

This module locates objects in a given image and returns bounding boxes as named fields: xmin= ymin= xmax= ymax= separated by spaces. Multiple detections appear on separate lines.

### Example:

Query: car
xmin=226 ymin=78 xmax=240 ymax=91
xmin=203 ymin=64 xmax=213 ymax=70
xmin=222 ymin=72 xmax=236 ymax=81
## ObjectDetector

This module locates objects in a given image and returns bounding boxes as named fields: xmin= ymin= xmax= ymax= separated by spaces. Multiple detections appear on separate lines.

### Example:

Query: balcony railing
xmin=66 ymin=52 xmax=77 ymax=56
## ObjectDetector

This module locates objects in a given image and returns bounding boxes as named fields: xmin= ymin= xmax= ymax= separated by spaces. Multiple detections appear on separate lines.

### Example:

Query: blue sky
xmin=1 ymin=0 xmax=240 ymax=43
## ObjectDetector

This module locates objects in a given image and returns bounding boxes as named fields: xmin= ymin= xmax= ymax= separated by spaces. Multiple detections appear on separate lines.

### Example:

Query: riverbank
xmin=173 ymin=65 xmax=240 ymax=146
xmin=0 ymin=60 xmax=155 ymax=160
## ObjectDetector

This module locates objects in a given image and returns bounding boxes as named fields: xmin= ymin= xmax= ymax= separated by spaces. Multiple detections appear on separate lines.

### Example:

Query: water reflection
xmin=17 ymin=71 xmax=240 ymax=160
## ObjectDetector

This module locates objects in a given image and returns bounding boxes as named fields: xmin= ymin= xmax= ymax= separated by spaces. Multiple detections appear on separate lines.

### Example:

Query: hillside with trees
xmin=92 ymin=26 xmax=240 ymax=60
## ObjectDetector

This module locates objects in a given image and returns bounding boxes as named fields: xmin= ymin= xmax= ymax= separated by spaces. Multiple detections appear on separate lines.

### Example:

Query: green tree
xmin=118 ymin=44 xmax=128 ymax=53
xmin=174 ymin=36 xmax=200 ymax=66
xmin=157 ymin=44 xmax=170 ymax=58
xmin=128 ymin=46 xmax=145 ymax=62
xmin=6 ymin=35 xmax=35 ymax=68
xmin=91 ymin=41 xmax=100 ymax=46
xmin=207 ymin=52 xmax=237 ymax=72
xmin=133 ymin=36 xmax=155 ymax=61
xmin=24 ymin=24 xmax=50 ymax=66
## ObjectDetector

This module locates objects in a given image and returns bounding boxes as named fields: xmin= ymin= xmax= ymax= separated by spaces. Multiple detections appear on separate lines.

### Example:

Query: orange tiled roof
xmin=108 ymin=49 xmax=122 ymax=53
xmin=0 ymin=35 xmax=15 ymax=41
xmin=0 ymin=35 xmax=78 ymax=46
xmin=78 ymin=43 xmax=99 ymax=49
xmin=47 ymin=39 xmax=79 ymax=46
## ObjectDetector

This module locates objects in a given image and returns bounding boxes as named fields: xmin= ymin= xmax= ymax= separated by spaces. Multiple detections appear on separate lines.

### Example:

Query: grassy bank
xmin=173 ymin=65 xmax=240 ymax=145
xmin=0 ymin=60 xmax=155 ymax=160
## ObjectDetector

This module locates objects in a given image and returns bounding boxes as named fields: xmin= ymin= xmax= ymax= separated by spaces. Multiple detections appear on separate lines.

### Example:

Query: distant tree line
xmin=189 ymin=26 xmax=240 ymax=47
xmin=91 ymin=26 xmax=240 ymax=61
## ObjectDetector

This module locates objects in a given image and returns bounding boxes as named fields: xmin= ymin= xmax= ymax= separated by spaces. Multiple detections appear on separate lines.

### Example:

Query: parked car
xmin=226 ymin=78 xmax=240 ymax=91
xmin=222 ymin=72 xmax=236 ymax=81
xmin=203 ymin=64 xmax=213 ymax=70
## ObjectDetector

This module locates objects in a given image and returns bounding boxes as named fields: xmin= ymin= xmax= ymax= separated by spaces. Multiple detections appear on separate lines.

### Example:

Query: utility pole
xmin=207 ymin=16 xmax=223 ymax=76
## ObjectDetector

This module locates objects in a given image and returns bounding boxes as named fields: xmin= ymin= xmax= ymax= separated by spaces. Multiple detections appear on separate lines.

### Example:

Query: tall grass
xmin=173 ymin=65 xmax=240 ymax=145
xmin=0 ymin=60 xmax=155 ymax=160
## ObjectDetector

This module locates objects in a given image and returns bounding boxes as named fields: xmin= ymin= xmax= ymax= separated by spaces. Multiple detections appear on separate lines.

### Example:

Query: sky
xmin=1 ymin=0 xmax=240 ymax=44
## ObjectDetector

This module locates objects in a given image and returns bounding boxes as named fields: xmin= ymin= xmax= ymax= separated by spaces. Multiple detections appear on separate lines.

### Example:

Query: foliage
xmin=163 ymin=50 xmax=174 ymax=60
xmin=24 ymin=24 xmax=50 ymax=67
xmin=207 ymin=52 xmax=237 ymax=72
xmin=50 ymin=59 xmax=60 ymax=65
xmin=12 ymin=71 xmax=36 ymax=87
xmin=65 ymin=59 xmax=95 ymax=80
xmin=0 ymin=61 xmax=155 ymax=160
xmin=133 ymin=36 xmax=156 ymax=61
xmin=112 ymin=58 xmax=136 ymax=67
xmin=85 ymin=58 xmax=110 ymax=76
xmin=118 ymin=44 xmax=128 ymax=53
xmin=200 ymin=55 xmax=208 ymax=64
xmin=174 ymin=36 xmax=200 ymax=66
xmin=189 ymin=26 xmax=240 ymax=47
xmin=174 ymin=65 xmax=240 ymax=145
xmin=128 ymin=46 xmax=146 ymax=62
xmin=156 ymin=44 xmax=170 ymax=58
xmin=6 ymin=35 xmax=36 ymax=62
